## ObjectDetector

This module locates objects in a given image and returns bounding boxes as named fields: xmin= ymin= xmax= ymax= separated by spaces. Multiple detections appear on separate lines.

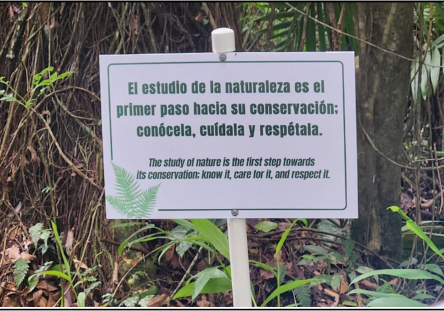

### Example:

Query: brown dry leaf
xmin=32 ymin=289 xmax=43 ymax=306
xmin=36 ymin=280 xmax=58 ymax=292
xmin=20 ymin=252 xmax=36 ymax=261
xmin=73 ymin=259 xmax=88 ymax=270
xmin=47 ymin=291 xmax=61 ymax=307
xmin=389 ymin=278 xmax=399 ymax=286
xmin=38 ymin=296 xmax=48 ymax=308
xmin=5 ymin=245 xmax=20 ymax=262
xmin=361 ymin=279 xmax=378 ymax=290
xmin=147 ymin=294 xmax=169 ymax=307
xmin=65 ymin=230 xmax=74 ymax=256
xmin=175 ymin=301 xmax=186 ymax=307
xmin=165 ymin=245 xmax=175 ymax=261
xmin=197 ymin=299 xmax=214 ymax=307
xmin=324 ymin=288 xmax=339 ymax=307
xmin=259 ymin=269 xmax=275 ymax=280
xmin=339 ymin=274 xmax=349 ymax=295
xmin=2 ymin=293 xmax=22 ymax=307
xmin=278 ymin=221 xmax=292 ymax=231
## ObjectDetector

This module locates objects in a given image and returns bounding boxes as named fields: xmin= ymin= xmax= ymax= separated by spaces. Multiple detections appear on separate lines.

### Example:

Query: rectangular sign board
xmin=99 ymin=52 xmax=357 ymax=219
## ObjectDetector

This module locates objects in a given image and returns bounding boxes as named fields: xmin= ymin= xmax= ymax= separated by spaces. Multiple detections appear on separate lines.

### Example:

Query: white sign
xmin=99 ymin=52 xmax=357 ymax=219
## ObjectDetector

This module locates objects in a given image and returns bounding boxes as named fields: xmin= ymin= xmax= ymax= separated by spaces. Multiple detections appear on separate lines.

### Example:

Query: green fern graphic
xmin=106 ymin=163 xmax=160 ymax=218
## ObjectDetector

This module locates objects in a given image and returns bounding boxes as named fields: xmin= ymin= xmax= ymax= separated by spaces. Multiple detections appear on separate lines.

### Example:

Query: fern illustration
xmin=106 ymin=162 xmax=160 ymax=218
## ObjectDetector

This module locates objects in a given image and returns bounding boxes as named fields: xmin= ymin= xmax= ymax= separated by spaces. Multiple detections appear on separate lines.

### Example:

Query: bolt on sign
xmin=99 ymin=52 xmax=357 ymax=219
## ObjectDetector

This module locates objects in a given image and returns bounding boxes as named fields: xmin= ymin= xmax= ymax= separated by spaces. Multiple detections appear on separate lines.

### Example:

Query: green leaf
xmin=117 ymin=224 xmax=155 ymax=255
xmin=424 ymin=263 xmax=444 ymax=276
xmin=138 ymin=295 xmax=154 ymax=307
xmin=191 ymin=219 xmax=229 ymax=260
xmin=27 ymin=274 xmax=39 ymax=292
xmin=277 ymin=219 xmax=306 ymax=258
xmin=350 ymin=269 xmax=444 ymax=286
xmin=192 ymin=267 xmax=228 ymax=300
xmin=347 ymin=252 xmax=360 ymax=266
xmin=29 ymin=223 xmax=43 ymax=248
xmin=367 ymin=297 xmax=427 ymax=308
xmin=254 ymin=221 xmax=278 ymax=232
xmin=293 ymin=284 xmax=311 ymax=307
xmin=84 ymin=281 xmax=101 ymax=296
xmin=172 ymin=278 xmax=232 ymax=299
xmin=304 ymin=245 xmax=328 ymax=256
xmin=309 ymin=274 xmax=332 ymax=287
xmin=37 ymin=270 xmax=72 ymax=282
xmin=77 ymin=292 xmax=86 ymax=308
xmin=388 ymin=206 xmax=444 ymax=259
xmin=176 ymin=241 xmax=192 ymax=258
xmin=50 ymin=220 xmax=71 ymax=273
xmin=260 ymin=279 xmax=313 ymax=307
xmin=349 ymin=288 xmax=405 ymax=298
xmin=39 ymin=229 xmax=51 ymax=255
xmin=345 ymin=239 xmax=355 ymax=256
xmin=343 ymin=300 xmax=357 ymax=307
xmin=331 ymin=273 xmax=342 ymax=291
xmin=411 ymin=293 xmax=436 ymax=300
xmin=119 ymin=294 xmax=140 ymax=307
xmin=13 ymin=257 xmax=30 ymax=288
xmin=173 ymin=219 xmax=196 ymax=230
xmin=430 ymin=47 xmax=441 ymax=93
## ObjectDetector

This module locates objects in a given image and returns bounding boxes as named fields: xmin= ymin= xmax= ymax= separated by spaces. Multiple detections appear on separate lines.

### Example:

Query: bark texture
xmin=352 ymin=3 xmax=414 ymax=263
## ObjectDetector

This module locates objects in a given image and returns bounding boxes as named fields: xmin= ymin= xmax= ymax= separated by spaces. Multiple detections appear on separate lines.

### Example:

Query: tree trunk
xmin=352 ymin=3 xmax=413 ymax=264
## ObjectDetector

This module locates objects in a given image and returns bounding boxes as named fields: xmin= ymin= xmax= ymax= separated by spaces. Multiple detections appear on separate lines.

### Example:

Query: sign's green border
xmin=107 ymin=60 xmax=348 ymax=211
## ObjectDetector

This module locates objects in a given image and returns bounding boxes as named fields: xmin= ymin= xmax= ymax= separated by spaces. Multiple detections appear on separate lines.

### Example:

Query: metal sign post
xmin=212 ymin=28 xmax=252 ymax=308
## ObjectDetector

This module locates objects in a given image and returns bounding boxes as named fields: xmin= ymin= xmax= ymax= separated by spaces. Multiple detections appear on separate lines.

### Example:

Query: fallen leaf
xmin=38 ymin=296 xmax=48 ymax=308
xmin=5 ymin=245 xmax=20 ymax=262
xmin=147 ymin=294 xmax=169 ymax=307
xmin=65 ymin=230 xmax=74 ymax=256
xmin=32 ymin=289 xmax=43 ymax=306
xmin=37 ymin=280 xmax=58 ymax=292
xmin=47 ymin=291 xmax=61 ymax=307
xmin=324 ymin=288 xmax=339 ymax=307
xmin=339 ymin=274 xmax=349 ymax=295
xmin=197 ymin=299 xmax=214 ymax=307
xmin=260 ymin=269 xmax=275 ymax=280
xmin=20 ymin=253 xmax=36 ymax=261
xmin=165 ymin=245 xmax=174 ymax=261
xmin=279 ymin=221 xmax=292 ymax=231
xmin=73 ymin=259 xmax=88 ymax=270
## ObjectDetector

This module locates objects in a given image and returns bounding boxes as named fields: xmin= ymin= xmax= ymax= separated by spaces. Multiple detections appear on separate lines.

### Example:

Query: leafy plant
xmin=347 ymin=207 xmax=444 ymax=307
xmin=250 ymin=218 xmax=313 ymax=307
xmin=292 ymin=283 xmax=311 ymax=307
xmin=14 ymin=257 xmax=30 ymax=288
xmin=0 ymin=66 xmax=74 ymax=109
xmin=27 ymin=220 xmax=99 ymax=307
xmin=388 ymin=206 xmax=444 ymax=260
xmin=106 ymin=163 xmax=160 ymax=218
xmin=29 ymin=223 xmax=52 ymax=255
